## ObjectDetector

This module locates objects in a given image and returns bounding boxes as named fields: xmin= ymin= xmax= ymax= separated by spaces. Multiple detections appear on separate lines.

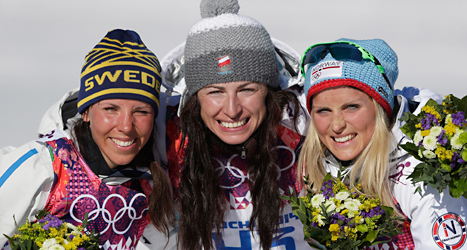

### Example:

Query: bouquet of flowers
xmin=4 ymin=210 xmax=100 ymax=250
xmin=399 ymin=94 xmax=467 ymax=198
xmin=282 ymin=174 xmax=400 ymax=250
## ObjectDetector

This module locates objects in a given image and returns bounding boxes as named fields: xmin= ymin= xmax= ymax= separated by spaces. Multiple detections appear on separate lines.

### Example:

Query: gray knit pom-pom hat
xmin=184 ymin=0 xmax=279 ymax=97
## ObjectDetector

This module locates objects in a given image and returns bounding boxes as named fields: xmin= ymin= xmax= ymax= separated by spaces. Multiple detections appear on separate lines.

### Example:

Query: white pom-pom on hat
xmin=200 ymin=0 xmax=240 ymax=18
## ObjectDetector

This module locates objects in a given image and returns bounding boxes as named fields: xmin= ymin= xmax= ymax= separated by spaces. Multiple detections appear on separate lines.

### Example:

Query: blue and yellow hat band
xmin=78 ymin=29 xmax=161 ymax=114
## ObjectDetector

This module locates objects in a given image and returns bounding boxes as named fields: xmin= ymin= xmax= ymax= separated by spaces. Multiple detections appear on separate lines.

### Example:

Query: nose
xmin=331 ymin=112 xmax=346 ymax=134
xmin=223 ymin=92 xmax=242 ymax=119
xmin=116 ymin=111 xmax=134 ymax=133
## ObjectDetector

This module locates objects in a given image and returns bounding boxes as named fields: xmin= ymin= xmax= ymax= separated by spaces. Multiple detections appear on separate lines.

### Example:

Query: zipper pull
xmin=241 ymin=146 xmax=247 ymax=159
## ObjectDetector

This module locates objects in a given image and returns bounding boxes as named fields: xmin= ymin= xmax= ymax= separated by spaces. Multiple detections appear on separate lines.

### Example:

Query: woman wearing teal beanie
xmin=299 ymin=38 xmax=467 ymax=249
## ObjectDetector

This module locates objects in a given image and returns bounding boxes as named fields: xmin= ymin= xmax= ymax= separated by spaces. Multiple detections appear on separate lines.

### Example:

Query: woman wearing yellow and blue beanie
xmin=299 ymin=38 xmax=467 ymax=249
xmin=0 ymin=29 xmax=175 ymax=250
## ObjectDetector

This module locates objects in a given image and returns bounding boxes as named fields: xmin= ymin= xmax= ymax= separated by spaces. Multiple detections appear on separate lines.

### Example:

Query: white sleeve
xmin=393 ymin=158 xmax=467 ymax=249
xmin=136 ymin=223 xmax=178 ymax=250
xmin=0 ymin=141 xmax=54 ymax=247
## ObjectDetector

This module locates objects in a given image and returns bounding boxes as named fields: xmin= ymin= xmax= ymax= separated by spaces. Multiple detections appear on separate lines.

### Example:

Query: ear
xmin=82 ymin=110 xmax=90 ymax=122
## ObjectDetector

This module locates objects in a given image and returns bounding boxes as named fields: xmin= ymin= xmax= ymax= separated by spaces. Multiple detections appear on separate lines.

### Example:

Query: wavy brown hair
xmin=72 ymin=116 xmax=175 ymax=239
xmin=177 ymin=86 xmax=301 ymax=250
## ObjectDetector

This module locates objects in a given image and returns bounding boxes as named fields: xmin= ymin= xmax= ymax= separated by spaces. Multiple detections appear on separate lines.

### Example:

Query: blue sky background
xmin=1 ymin=0 xmax=466 ymax=148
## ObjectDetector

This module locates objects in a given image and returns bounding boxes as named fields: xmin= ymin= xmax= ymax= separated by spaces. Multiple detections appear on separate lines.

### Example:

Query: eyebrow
xmin=312 ymin=97 xmax=366 ymax=109
xmin=205 ymin=82 xmax=256 ymax=90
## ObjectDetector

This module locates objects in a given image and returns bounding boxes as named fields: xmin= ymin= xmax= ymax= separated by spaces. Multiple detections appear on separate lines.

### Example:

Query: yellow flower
xmin=445 ymin=122 xmax=457 ymax=136
xmin=329 ymin=224 xmax=340 ymax=241
xmin=435 ymin=147 xmax=454 ymax=162
xmin=344 ymin=226 xmax=358 ymax=240
xmin=415 ymin=123 xmax=422 ymax=129
xmin=329 ymin=224 xmax=340 ymax=232
xmin=422 ymin=106 xmax=442 ymax=120
xmin=421 ymin=130 xmax=431 ymax=137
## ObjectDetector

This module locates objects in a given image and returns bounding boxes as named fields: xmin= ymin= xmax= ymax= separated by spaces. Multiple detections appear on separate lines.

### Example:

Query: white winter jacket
xmin=324 ymin=90 xmax=467 ymax=250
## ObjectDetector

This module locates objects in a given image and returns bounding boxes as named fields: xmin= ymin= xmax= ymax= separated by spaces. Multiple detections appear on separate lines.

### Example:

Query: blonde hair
xmin=298 ymin=98 xmax=401 ymax=217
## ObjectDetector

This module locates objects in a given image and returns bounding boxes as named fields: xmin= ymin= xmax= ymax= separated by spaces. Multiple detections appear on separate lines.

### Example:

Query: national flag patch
xmin=218 ymin=55 xmax=232 ymax=75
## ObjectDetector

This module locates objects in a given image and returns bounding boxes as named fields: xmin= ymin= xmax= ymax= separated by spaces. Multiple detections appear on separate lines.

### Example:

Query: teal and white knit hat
xmin=184 ymin=0 xmax=279 ymax=97
xmin=303 ymin=38 xmax=398 ymax=117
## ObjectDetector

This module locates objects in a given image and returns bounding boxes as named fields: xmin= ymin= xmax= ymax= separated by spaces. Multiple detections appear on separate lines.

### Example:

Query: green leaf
xmin=323 ymin=172 xmax=334 ymax=183
xmin=280 ymin=195 xmax=291 ymax=201
xmin=450 ymin=178 xmax=467 ymax=198
xmin=365 ymin=229 xmax=378 ymax=243
xmin=36 ymin=209 xmax=48 ymax=220
xmin=425 ymin=99 xmax=439 ymax=108
xmin=458 ymin=95 xmax=467 ymax=113
xmin=305 ymin=237 xmax=327 ymax=250
xmin=82 ymin=212 xmax=90 ymax=228
xmin=357 ymin=224 xmax=368 ymax=233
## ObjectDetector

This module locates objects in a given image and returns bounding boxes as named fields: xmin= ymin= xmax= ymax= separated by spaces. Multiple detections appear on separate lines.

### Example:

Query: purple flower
xmin=40 ymin=214 xmax=63 ymax=230
xmin=69 ymin=234 xmax=74 ymax=240
xmin=320 ymin=180 xmax=335 ymax=199
xmin=329 ymin=213 xmax=344 ymax=224
xmin=437 ymin=130 xmax=448 ymax=146
xmin=451 ymin=153 xmax=465 ymax=170
xmin=421 ymin=117 xmax=431 ymax=130
xmin=452 ymin=112 xmax=466 ymax=127
xmin=361 ymin=206 xmax=385 ymax=219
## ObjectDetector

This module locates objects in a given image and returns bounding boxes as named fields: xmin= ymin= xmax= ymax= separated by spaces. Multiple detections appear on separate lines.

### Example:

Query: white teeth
xmin=334 ymin=134 xmax=356 ymax=143
xmin=220 ymin=119 xmax=246 ymax=128
xmin=112 ymin=138 xmax=135 ymax=147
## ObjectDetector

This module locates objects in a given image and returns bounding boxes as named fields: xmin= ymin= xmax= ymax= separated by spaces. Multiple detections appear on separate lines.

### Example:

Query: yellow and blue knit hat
xmin=303 ymin=38 xmax=398 ymax=117
xmin=77 ymin=29 xmax=161 ymax=115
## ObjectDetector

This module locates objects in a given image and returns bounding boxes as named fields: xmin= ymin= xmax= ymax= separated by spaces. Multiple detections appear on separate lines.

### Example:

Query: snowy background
xmin=1 ymin=0 xmax=466 ymax=148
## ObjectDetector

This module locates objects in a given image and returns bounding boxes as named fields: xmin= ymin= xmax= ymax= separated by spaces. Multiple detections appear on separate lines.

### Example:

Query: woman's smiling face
xmin=82 ymin=99 xmax=155 ymax=169
xmin=311 ymin=86 xmax=376 ymax=161
xmin=197 ymin=81 xmax=268 ymax=145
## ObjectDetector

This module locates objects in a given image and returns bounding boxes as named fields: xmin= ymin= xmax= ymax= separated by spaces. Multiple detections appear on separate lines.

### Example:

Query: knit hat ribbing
xmin=303 ymin=38 xmax=398 ymax=117
xmin=184 ymin=0 xmax=279 ymax=97
xmin=78 ymin=29 xmax=161 ymax=115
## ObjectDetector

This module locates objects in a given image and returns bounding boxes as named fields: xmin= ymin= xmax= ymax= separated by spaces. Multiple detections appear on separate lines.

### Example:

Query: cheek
xmin=245 ymin=96 xmax=266 ymax=117
xmin=199 ymin=99 xmax=221 ymax=121
xmin=312 ymin=115 xmax=328 ymax=136
xmin=138 ymin=118 xmax=155 ymax=136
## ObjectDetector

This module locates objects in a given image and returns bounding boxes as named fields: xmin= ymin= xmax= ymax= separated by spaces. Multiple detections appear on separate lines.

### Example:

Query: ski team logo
xmin=218 ymin=55 xmax=232 ymax=75
xmin=309 ymin=60 xmax=343 ymax=84
xmin=432 ymin=213 xmax=466 ymax=250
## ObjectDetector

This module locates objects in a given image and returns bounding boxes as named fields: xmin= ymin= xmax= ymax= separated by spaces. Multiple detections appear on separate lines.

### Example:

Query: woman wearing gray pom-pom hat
xmin=157 ymin=0 xmax=314 ymax=249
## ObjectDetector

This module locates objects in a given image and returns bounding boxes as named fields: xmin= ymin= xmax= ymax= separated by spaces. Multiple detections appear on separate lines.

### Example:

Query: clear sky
xmin=1 ymin=0 xmax=466 ymax=148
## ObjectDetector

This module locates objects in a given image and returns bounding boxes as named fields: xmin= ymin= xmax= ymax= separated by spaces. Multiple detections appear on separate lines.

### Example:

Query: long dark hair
xmin=72 ymin=117 xmax=175 ymax=237
xmin=178 ymin=86 xmax=301 ymax=250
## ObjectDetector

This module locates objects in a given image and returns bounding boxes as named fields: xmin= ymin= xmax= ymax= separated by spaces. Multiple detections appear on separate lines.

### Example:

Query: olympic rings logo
xmin=215 ymin=145 xmax=295 ymax=189
xmin=70 ymin=193 xmax=148 ymax=235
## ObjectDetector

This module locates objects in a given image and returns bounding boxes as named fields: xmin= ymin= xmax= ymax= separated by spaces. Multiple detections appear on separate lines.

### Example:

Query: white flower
xmin=324 ymin=200 xmax=336 ymax=213
xmin=49 ymin=244 xmax=65 ymax=250
xmin=311 ymin=194 xmax=325 ymax=208
xmin=422 ymin=150 xmax=436 ymax=159
xmin=423 ymin=135 xmax=437 ymax=151
xmin=446 ymin=114 xmax=453 ymax=124
xmin=430 ymin=126 xmax=443 ymax=137
xmin=414 ymin=130 xmax=423 ymax=145
xmin=344 ymin=198 xmax=361 ymax=212
xmin=335 ymin=191 xmax=350 ymax=201
xmin=40 ymin=239 xmax=58 ymax=250
xmin=317 ymin=214 xmax=325 ymax=226
xmin=451 ymin=133 xmax=463 ymax=150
